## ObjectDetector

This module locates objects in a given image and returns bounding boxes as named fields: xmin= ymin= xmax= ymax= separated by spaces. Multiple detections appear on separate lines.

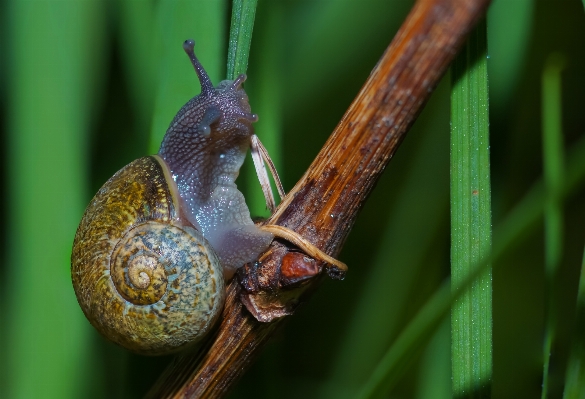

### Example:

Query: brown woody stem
xmin=145 ymin=0 xmax=490 ymax=397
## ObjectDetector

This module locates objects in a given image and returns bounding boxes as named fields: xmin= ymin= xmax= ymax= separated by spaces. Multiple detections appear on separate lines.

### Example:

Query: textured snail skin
xmin=71 ymin=40 xmax=272 ymax=355
xmin=72 ymin=157 xmax=224 ymax=355
xmin=158 ymin=59 xmax=273 ymax=277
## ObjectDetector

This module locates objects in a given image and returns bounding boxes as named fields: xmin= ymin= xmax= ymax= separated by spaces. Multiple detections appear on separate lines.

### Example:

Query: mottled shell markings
xmin=72 ymin=157 xmax=224 ymax=355
xmin=71 ymin=40 xmax=272 ymax=356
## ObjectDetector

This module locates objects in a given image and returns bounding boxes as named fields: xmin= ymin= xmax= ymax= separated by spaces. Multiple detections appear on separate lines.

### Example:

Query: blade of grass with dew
xmin=149 ymin=0 xmax=226 ymax=152
xmin=5 ymin=1 xmax=107 ymax=398
xmin=450 ymin=19 xmax=493 ymax=397
xmin=563 ymin=246 xmax=585 ymax=399
xmin=245 ymin=1 xmax=283 ymax=218
xmin=355 ymin=132 xmax=585 ymax=399
xmin=227 ymin=0 xmax=258 ymax=80
xmin=228 ymin=8 xmax=287 ymax=398
xmin=541 ymin=52 xmax=566 ymax=399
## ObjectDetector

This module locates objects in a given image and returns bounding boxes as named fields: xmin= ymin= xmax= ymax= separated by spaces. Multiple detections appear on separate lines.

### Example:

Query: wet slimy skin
xmin=158 ymin=40 xmax=272 ymax=278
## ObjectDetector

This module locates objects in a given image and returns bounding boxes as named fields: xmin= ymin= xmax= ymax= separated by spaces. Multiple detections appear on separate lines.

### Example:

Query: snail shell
xmin=71 ymin=156 xmax=224 ymax=355
xmin=72 ymin=40 xmax=277 ymax=355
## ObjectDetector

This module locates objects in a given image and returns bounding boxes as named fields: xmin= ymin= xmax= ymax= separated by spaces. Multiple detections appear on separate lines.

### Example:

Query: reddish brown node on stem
xmin=280 ymin=252 xmax=320 ymax=286
xmin=146 ymin=0 xmax=492 ymax=396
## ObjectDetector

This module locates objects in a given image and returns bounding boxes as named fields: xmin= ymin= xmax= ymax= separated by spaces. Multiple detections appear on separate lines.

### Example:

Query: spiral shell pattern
xmin=71 ymin=157 xmax=224 ymax=355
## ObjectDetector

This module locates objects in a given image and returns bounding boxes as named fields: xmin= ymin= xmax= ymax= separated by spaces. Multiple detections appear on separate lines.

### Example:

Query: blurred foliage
xmin=0 ymin=0 xmax=584 ymax=398
xmin=563 ymin=247 xmax=585 ymax=397
xmin=541 ymin=52 xmax=567 ymax=399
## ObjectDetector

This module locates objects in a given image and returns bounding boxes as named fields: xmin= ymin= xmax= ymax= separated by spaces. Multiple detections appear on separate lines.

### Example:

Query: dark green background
xmin=1 ymin=0 xmax=584 ymax=398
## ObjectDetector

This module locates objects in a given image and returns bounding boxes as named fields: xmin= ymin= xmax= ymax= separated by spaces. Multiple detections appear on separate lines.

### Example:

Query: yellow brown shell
xmin=71 ymin=156 xmax=225 ymax=355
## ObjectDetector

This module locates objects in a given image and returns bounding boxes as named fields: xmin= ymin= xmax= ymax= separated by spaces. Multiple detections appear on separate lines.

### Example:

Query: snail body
xmin=71 ymin=40 xmax=272 ymax=355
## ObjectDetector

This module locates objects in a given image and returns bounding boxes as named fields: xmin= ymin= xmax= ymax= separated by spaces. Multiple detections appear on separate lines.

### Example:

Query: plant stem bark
xmin=145 ymin=0 xmax=491 ymax=397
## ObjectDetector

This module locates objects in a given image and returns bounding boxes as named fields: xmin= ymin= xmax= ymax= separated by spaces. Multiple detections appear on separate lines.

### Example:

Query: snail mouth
xmin=241 ymin=112 xmax=258 ymax=123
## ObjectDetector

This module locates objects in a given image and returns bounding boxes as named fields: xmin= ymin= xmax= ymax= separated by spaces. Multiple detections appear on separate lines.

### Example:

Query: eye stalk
xmin=230 ymin=74 xmax=247 ymax=91
xmin=183 ymin=39 xmax=214 ymax=96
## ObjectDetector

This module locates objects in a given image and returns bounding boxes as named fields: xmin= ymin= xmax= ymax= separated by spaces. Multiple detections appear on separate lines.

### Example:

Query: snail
xmin=71 ymin=40 xmax=347 ymax=356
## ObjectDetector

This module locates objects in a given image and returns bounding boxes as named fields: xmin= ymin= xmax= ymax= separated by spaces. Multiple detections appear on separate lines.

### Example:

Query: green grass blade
xmin=356 ymin=252 xmax=497 ymax=399
xmin=226 ymin=0 xmax=258 ymax=80
xmin=245 ymin=2 xmax=283 ymax=217
xmin=492 ymin=136 xmax=585 ymax=260
xmin=5 ymin=1 xmax=107 ymax=398
xmin=356 ymin=279 xmax=453 ymax=399
xmin=563 ymin=246 xmax=585 ymax=399
xmin=149 ymin=0 xmax=226 ymax=153
xmin=542 ymin=53 xmax=566 ymax=280
xmin=541 ymin=53 xmax=566 ymax=399
xmin=356 ymin=118 xmax=585 ymax=399
xmin=450 ymin=19 xmax=492 ymax=397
